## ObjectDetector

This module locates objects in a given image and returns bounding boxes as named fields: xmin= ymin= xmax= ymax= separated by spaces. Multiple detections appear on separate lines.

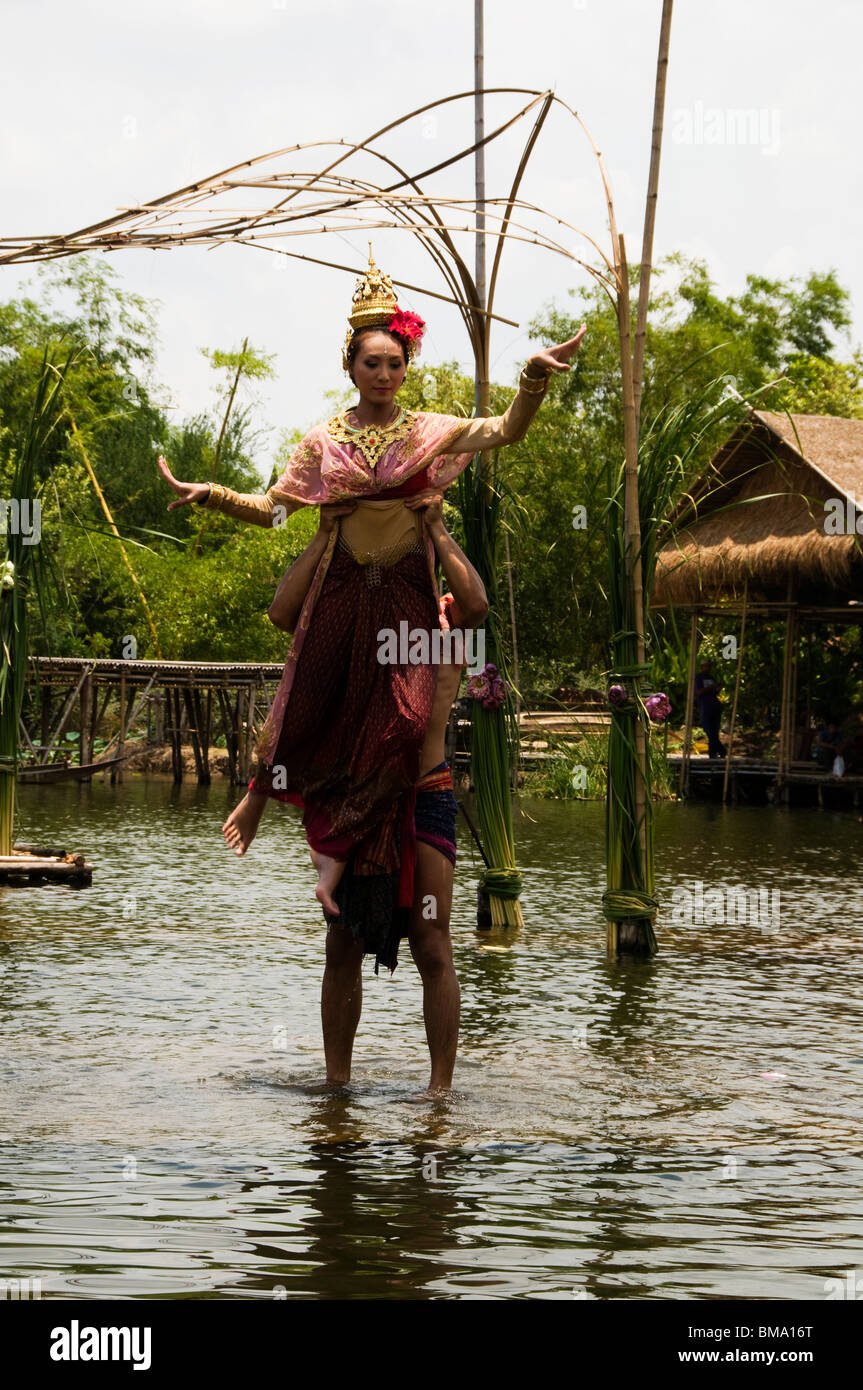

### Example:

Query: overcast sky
xmin=2 ymin=0 xmax=860 ymax=480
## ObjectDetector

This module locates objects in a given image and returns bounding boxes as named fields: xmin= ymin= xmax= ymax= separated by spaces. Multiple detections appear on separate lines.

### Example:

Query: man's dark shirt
xmin=694 ymin=672 xmax=721 ymax=720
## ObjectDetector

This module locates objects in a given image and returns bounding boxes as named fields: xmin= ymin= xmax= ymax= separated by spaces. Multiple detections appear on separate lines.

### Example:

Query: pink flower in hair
xmin=388 ymin=307 xmax=426 ymax=348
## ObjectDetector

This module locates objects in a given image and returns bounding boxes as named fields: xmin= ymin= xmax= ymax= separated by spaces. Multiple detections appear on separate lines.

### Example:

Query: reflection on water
xmin=1 ymin=779 xmax=862 ymax=1298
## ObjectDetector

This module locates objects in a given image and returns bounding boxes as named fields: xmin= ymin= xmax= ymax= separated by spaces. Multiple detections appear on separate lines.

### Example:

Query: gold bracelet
xmin=519 ymin=366 xmax=550 ymax=394
xmin=200 ymin=482 xmax=227 ymax=509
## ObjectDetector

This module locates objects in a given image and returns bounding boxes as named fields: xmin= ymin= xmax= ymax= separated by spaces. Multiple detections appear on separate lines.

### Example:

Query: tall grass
xmin=522 ymin=727 xmax=674 ymax=802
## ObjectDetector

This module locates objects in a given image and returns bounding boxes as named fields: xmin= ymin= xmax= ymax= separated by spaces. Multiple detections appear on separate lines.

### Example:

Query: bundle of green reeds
xmin=457 ymin=450 xmax=524 ymax=928
xmin=601 ymin=375 xmax=754 ymax=949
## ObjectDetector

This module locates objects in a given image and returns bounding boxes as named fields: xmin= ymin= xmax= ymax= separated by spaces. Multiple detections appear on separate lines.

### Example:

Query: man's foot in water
xmin=222 ymin=790 xmax=268 ymax=856
xmin=310 ymin=848 xmax=346 ymax=917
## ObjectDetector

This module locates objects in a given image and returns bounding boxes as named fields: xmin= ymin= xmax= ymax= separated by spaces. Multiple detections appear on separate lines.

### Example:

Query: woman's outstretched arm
xmin=268 ymin=504 xmax=356 ymax=632
xmin=444 ymin=325 xmax=587 ymax=454
xmin=158 ymin=456 xmax=303 ymax=529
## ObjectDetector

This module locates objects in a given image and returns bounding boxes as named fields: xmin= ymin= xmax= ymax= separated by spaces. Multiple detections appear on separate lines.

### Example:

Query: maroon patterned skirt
xmin=250 ymin=540 xmax=439 ymax=968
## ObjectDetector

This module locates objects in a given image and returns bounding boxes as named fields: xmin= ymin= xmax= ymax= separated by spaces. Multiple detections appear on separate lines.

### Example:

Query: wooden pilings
xmin=21 ymin=658 xmax=284 ymax=785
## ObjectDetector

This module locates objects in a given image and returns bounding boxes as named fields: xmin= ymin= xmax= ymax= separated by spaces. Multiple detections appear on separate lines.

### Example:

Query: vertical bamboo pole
xmin=805 ymin=628 xmax=812 ymax=742
xmin=154 ymin=689 xmax=164 ymax=748
xmin=197 ymin=687 xmax=211 ymax=785
xmin=40 ymin=686 xmax=51 ymax=754
xmin=79 ymin=669 xmax=93 ymax=767
xmin=235 ymin=687 xmax=246 ymax=785
xmin=604 ymin=3 xmax=673 ymax=956
xmin=183 ymin=686 xmax=205 ymax=783
xmin=171 ymin=686 xmax=183 ymax=783
xmin=204 ymin=687 xmax=212 ymax=772
xmin=117 ymin=670 xmax=127 ymax=784
xmin=609 ymin=232 xmax=651 ymax=954
xmin=504 ymin=529 xmax=520 ymax=726
xmin=246 ymin=680 xmax=256 ymax=780
xmin=679 ymin=612 xmax=698 ymax=798
xmin=789 ymin=607 xmax=800 ymax=768
xmin=474 ymin=0 xmax=488 ymax=419
xmin=617 ymin=232 xmax=647 ymax=827
xmin=722 ymin=581 xmax=747 ymax=802
xmin=633 ymin=0 xmax=674 ymax=432
xmin=777 ymin=589 xmax=795 ymax=795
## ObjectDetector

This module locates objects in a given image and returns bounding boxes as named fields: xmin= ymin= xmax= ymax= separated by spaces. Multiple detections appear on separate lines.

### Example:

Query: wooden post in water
xmin=245 ymin=680 xmax=256 ymax=784
xmin=154 ymin=690 xmax=163 ymax=748
xmin=171 ymin=686 xmax=183 ymax=783
xmin=183 ymin=686 xmax=205 ymax=783
xmin=777 ymin=582 xmax=796 ymax=800
xmin=79 ymin=669 xmax=93 ymax=769
xmin=789 ymin=606 xmax=800 ymax=769
xmin=116 ymin=670 xmax=127 ymax=784
xmin=235 ymin=687 xmax=248 ymax=785
xmin=203 ymin=688 xmax=213 ymax=780
xmin=722 ymin=581 xmax=747 ymax=803
xmin=679 ymin=612 xmax=698 ymax=799
xmin=40 ymin=686 xmax=51 ymax=755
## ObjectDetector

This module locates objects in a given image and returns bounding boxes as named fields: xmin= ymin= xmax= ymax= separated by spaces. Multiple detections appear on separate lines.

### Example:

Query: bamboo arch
xmin=2 ymin=6 xmax=676 ymax=952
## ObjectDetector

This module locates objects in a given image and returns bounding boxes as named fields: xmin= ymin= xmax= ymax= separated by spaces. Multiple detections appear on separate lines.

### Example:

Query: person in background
xmin=694 ymin=659 xmax=726 ymax=759
xmin=813 ymin=719 xmax=844 ymax=772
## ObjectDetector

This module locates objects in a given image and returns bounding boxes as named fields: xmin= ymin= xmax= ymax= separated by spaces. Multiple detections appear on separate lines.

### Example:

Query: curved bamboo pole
xmin=65 ymin=414 xmax=162 ymax=658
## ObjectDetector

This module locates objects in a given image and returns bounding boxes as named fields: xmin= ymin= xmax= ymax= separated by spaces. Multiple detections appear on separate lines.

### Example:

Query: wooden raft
xmin=0 ymin=843 xmax=93 ymax=887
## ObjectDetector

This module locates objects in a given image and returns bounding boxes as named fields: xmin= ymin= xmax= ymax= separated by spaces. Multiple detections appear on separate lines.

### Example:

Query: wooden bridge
xmin=22 ymin=658 xmax=613 ymax=786
xmin=22 ymin=656 xmax=288 ymax=785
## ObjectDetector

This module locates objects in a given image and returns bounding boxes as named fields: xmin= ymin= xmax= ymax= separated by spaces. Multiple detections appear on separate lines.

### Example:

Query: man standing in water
xmin=223 ymin=496 xmax=488 ymax=1094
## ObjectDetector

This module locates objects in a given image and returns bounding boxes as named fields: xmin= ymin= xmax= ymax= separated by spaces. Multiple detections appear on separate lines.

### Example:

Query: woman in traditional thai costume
xmin=159 ymin=250 xmax=585 ymax=970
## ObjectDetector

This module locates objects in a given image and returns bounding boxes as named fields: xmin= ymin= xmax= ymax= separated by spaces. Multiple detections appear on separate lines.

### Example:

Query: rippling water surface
xmin=1 ymin=779 xmax=861 ymax=1299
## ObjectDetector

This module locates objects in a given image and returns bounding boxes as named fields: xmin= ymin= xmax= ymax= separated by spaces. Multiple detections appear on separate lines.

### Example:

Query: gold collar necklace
xmin=326 ymin=404 xmax=413 ymax=470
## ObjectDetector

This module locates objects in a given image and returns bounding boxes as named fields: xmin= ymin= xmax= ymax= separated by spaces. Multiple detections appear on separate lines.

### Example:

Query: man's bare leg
xmin=321 ymin=919 xmax=364 ymax=1083
xmin=222 ymin=789 xmax=268 ymax=856
xmin=310 ymin=848 xmax=347 ymax=917
xmin=408 ymin=841 xmax=459 ymax=1093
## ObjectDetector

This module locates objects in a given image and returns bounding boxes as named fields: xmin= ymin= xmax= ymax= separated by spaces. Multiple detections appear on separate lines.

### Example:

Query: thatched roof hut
xmin=653 ymin=410 xmax=863 ymax=606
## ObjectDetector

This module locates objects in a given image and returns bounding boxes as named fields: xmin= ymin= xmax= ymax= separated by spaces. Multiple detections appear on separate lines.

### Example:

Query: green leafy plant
xmin=1 ymin=347 xmax=82 ymax=851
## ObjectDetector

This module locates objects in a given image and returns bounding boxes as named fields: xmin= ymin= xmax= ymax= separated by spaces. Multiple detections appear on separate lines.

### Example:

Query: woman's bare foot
xmin=222 ymin=790 xmax=268 ymax=856
xmin=310 ymin=848 xmax=347 ymax=916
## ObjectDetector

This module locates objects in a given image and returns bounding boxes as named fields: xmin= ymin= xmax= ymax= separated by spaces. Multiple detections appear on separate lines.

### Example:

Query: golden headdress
xmin=341 ymin=244 xmax=426 ymax=372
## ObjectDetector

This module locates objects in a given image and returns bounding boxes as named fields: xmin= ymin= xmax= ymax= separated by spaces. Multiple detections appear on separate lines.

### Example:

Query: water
xmin=1 ymin=779 xmax=861 ymax=1299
